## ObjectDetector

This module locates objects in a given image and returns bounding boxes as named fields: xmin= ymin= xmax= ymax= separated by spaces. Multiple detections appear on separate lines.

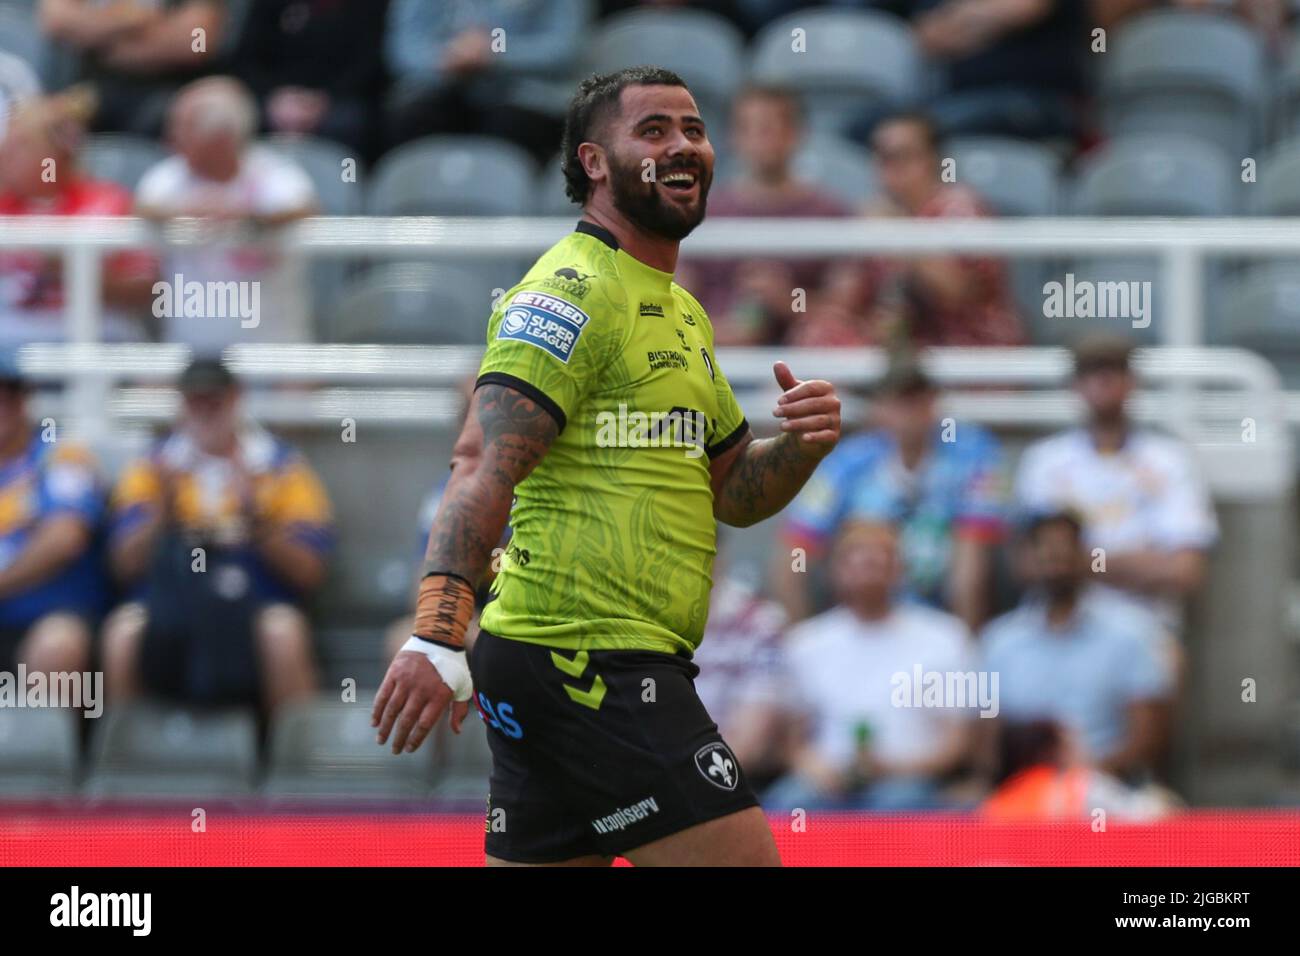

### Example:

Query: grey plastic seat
xmin=948 ymin=136 xmax=1062 ymax=217
xmin=0 ymin=707 xmax=79 ymax=797
xmin=534 ymin=155 xmax=582 ymax=218
xmin=750 ymin=9 xmax=920 ymax=134
xmin=1248 ymin=136 xmax=1300 ymax=215
xmin=1070 ymin=134 xmax=1236 ymax=216
xmin=264 ymin=697 xmax=437 ymax=800
xmin=327 ymin=262 xmax=496 ymax=345
xmin=588 ymin=8 xmax=745 ymax=131
xmin=1216 ymin=262 xmax=1300 ymax=385
xmin=1102 ymin=11 xmax=1265 ymax=154
xmin=84 ymin=702 xmax=258 ymax=799
xmin=80 ymin=133 xmax=168 ymax=192
xmin=0 ymin=6 xmax=47 ymax=83
xmin=263 ymin=135 xmax=363 ymax=215
xmin=792 ymin=132 xmax=876 ymax=209
xmin=367 ymin=135 xmax=537 ymax=216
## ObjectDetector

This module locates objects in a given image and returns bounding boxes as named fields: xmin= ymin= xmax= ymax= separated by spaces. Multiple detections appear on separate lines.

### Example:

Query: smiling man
xmin=372 ymin=67 xmax=842 ymax=866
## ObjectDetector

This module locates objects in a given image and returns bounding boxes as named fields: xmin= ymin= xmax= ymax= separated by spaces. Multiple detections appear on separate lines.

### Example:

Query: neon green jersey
xmin=475 ymin=221 xmax=749 ymax=655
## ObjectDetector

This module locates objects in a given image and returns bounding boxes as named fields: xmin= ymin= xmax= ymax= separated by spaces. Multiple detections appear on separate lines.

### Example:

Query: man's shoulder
xmin=1129 ymin=428 xmax=1199 ymax=472
xmin=1019 ymin=427 xmax=1086 ymax=467
xmin=895 ymin=602 xmax=969 ymax=648
xmin=979 ymin=604 xmax=1038 ymax=653
xmin=785 ymin=606 xmax=853 ymax=652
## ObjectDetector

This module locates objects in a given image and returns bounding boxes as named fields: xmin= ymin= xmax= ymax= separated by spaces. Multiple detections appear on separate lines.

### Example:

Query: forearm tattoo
xmin=715 ymin=432 xmax=819 ymax=527
xmin=424 ymin=384 xmax=559 ymax=584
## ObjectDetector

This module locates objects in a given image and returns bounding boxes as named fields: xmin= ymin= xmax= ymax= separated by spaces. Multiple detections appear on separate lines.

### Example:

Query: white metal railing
xmin=0 ymin=215 xmax=1296 ymax=498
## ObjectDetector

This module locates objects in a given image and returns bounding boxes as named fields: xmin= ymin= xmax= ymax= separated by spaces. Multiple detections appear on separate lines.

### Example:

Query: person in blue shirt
xmin=0 ymin=356 xmax=107 ymax=678
xmin=770 ymin=353 xmax=1007 ymax=631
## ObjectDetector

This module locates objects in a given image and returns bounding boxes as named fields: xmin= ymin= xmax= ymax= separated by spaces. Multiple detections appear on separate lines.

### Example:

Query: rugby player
xmin=372 ymin=66 xmax=842 ymax=866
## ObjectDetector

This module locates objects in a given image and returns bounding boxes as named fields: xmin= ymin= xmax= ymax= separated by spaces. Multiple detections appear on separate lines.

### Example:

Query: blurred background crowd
xmin=0 ymin=0 xmax=1297 ymax=820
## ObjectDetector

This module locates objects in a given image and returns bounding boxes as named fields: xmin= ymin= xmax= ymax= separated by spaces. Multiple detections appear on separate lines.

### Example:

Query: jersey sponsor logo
xmin=647 ymin=349 xmax=688 ymax=371
xmin=541 ymin=266 xmax=594 ymax=299
xmin=591 ymin=796 xmax=660 ymax=834
xmin=638 ymin=302 xmax=665 ymax=318
xmin=682 ymin=311 xmax=696 ymax=326
xmin=694 ymin=742 xmax=739 ymax=790
xmin=595 ymin=403 xmax=712 ymax=459
xmin=498 ymin=291 xmax=591 ymax=363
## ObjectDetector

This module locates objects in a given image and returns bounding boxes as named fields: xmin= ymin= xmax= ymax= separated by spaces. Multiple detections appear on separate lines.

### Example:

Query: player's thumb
xmin=450 ymin=698 xmax=470 ymax=734
xmin=773 ymin=361 xmax=799 ymax=393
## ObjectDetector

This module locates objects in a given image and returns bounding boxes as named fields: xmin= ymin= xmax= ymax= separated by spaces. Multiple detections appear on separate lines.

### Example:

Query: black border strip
xmin=574 ymin=219 xmax=619 ymax=250
xmin=474 ymin=372 xmax=568 ymax=433
xmin=706 ymin=418 xmax=750 ymax=460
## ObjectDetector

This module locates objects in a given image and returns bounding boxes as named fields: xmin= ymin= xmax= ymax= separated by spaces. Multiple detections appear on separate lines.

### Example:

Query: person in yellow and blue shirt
xmin=0 ymin=354 xmax=107 ymax=679
xmin=101 ymin=358 xmax=333 ymax=714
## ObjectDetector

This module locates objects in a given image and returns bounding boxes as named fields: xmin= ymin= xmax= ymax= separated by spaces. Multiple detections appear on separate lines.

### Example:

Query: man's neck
xmin=1088 ymin=418 xmax=1130 ymax=453
xmin=846 ymin=596 xmax=892 ymax=624
xmin=899 ymin=180 xmax=942 ymax=215
xmin=581 ymin=201 xmax=680 ymax=274
xmin=1044 ymin=587 xmax=1081 ymax=628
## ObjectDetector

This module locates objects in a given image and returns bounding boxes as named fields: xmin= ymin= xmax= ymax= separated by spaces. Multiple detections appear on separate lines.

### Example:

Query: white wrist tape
xmin=401 ymin=636 xmax=473 ymax=702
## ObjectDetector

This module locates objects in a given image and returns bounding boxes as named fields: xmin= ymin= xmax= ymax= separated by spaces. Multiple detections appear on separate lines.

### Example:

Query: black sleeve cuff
xmin=474 ymin=372 xmax=567 ymax=433
xmin=707 ymin=418 xmax=750 ymax=460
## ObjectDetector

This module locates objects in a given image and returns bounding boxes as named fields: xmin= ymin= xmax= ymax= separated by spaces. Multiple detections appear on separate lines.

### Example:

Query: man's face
xmin=831 ymin=525 xmax=900 ymax=603
xmin=181 ymin=387 xmax=240 ymax=454
xmin=0 ymin=123 xmax=64 ymax=198
xmin=872 ymin=119 xmax=936 ymax=209
xmin=1075 ymin=365 xmax=1133 ymax=424
xmin=874 ymin=388 xmax=937 ymax=447
xmin=731 ymin=93 xmax=799 ymax=181
xmin=597 ymin=84 xmax=714 ymax=241
xmin=170 ymin=97 xmax=241 ymax=182
xmin=1027 ymin=521 xmax=1084 ymax=596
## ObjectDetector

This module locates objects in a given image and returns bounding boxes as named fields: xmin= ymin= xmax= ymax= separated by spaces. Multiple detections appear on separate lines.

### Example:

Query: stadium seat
xmin=1069 ymin=134 xmax=1238 ymax=216
xmin=1268 ymin=31 xmax=1300 ymax=143
xmin=366 ymin=135 xmax=537 ymax=216
xmin=1216 ymin=262 xmax=1300 ymax=386
xmin=263 ymin=696 xmax=437 ymax=800
xmin=0 ymin=5 xmax=46 ymax=83
xmin=587 ymin=8 xmax=745 ymax=132
xmin=263 ymin=135 xmax=363 ymax=215
xmin=426 ymin=717 xmax=493 ymax=801
xmin=79 ymin=133 xmax=167 ymax=192
xmin=1247 ymin=136 xmax=1300 ymax=215
xmin=749 ymin=9 xmax=920 ymax=135
xmin=791 ymin=132 xmax=876 ymax=209
xmin=533 ymin=155 xmax=583 ymax=218
xmin=83 ymin=702 xmax=258 ymax=799
xmin=0 ymin=707 xmax=79 ymax=798
xmin=1102 ymin=10 xmax=1266 ymax=154
xmin=947 ymin=136 xmax=1062 ymax=217
xmin=326 ymin=262 xmax=496 ymax=345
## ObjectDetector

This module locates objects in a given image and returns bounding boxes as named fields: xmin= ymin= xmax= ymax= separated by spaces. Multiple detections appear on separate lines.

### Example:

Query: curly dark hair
xmin=559 ymin=66 xmax=690 ymax=206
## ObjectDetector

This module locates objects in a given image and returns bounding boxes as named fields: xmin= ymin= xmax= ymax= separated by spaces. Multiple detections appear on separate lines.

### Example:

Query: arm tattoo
xmin=715 ymin=433 xmax=819 ymax=527
xmin=424 ymin=383 xmax=559 ymax=584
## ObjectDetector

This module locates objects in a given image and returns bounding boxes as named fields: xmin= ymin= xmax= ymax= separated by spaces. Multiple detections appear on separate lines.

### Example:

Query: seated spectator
xmin=843 ymin=0 xmax=1086 ymax=142
xmin=675 ymin=85 xmax=849 ymax=346
xmin=980 ymin=510 xmax=1175 ymax=781
xmin=691 ymin=537 xmax=790 ymax=788
xmin=101 ymin=358 xmax=332 ymax=714
xmin=231 ymin=0 xmax=389 ymax=162
xmin=764 ymin=520 xmax=976 ymax=811
xmin=980 ymin=719 xmax=1180 ymax=820
xmin=0 ymin=88 xmax=156 ymax=346
xmin=1093 ymin=0 xmax=1287 ymax=54
xmin=770 ymin=352 xmax=1007 ymax=632
xmin=0 ymin=354 xmax=106 ymax=682
xmin=38 ymin=0 xmax=225 ymax=136
xmin=1014 ymin=335 xmax=1217 ymax=656
xmin=136 ymin=77 xmax=318 ymax=352
xmin=384 ymin=0 xmax=585 ymax=163
xmin=804 ymin=111 xmax=1024 ymax=348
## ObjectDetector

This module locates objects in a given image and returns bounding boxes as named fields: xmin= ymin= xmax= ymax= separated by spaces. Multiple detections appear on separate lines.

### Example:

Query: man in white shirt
xmin=764 ymin=520 xmax=977 ymax=811
xmin=135 ymin=76 xmax=318 ymax=352
xmin=1014 ymin=335 xmax=1217 ymax=645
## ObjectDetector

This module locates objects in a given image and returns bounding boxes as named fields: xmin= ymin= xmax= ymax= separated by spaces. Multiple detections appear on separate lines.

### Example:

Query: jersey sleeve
xmin=476 ymin=284 xmax=617 ymax=433
xmin=265 ymin=456 xmax=335 ymax=555
xmin=38 ymin=444 xmax=102 ymax=526
xmin=109 ymin=457 xmax=163 ymax=541
xmin=705 ymin=348 xmax=748 ymax=460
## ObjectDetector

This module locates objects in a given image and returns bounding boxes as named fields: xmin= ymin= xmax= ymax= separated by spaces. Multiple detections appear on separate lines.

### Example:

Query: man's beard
xmin=607 ymin=150 xmax=709 ymax=241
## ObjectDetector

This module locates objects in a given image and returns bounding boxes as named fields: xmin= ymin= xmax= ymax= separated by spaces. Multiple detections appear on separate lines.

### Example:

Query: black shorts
xmin=469 ymin=628 xmax=760 ymax=863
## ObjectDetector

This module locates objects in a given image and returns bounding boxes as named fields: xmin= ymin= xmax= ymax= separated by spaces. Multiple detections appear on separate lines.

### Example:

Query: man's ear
xmin=577 ymin=142 xmax=605 ymax=187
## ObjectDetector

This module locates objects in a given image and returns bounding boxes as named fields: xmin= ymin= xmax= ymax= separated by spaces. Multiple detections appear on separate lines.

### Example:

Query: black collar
xmin=575 ymin=219 xmax=619 ymax=250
